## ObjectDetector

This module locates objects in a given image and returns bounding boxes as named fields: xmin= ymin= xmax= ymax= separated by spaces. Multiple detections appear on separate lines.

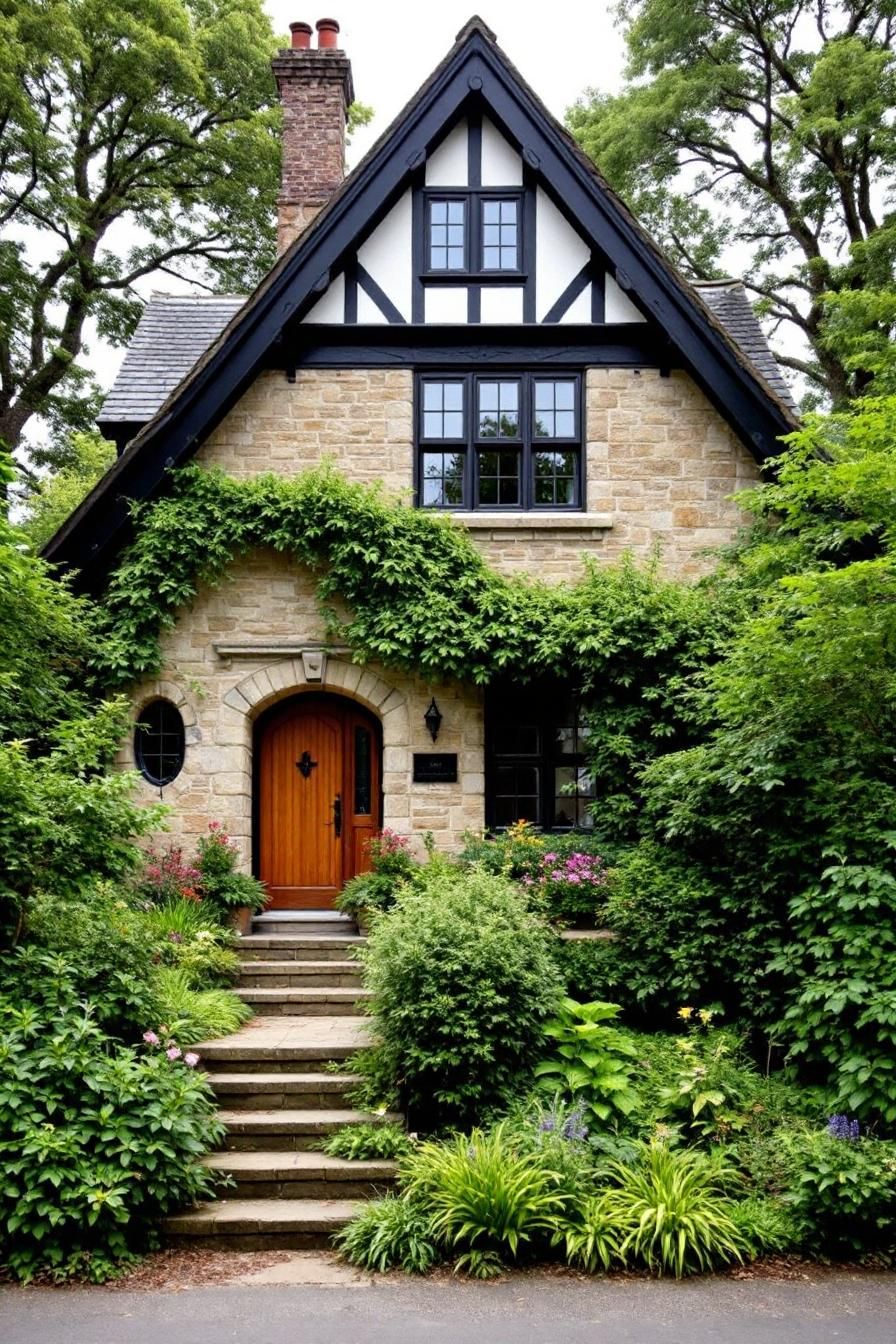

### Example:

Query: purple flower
xmin=168 ymin=931 xmax=183 ymax=944
xmin=166 ymin=1045 xmax=182 ymax=1061
xmin=561 ymin=1104 xmax=589 ymax=1143
xmin=184 ymin=1052 xmax=200 ymax=1068
xmin=827 ymin=1114 xmax=861 ymax=1141
xmin=142 ymin=1030 xmax=160 ymax=1046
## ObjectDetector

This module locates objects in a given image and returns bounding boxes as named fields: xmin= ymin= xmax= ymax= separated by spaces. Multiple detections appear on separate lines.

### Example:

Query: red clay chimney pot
xmin=289 ymin=21 xmax=313 ymax=49
xmin=316 ymin=17 xmax=340 ymax=48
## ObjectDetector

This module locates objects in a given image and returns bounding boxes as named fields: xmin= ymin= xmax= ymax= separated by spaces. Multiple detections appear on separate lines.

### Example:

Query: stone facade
xmin=133 ymin=361 xmax=762 ymax=875
xmin=197 ymin=365 xmax=759 ymax=581
xmin=123 ymin=550 xmax=484 ymax=867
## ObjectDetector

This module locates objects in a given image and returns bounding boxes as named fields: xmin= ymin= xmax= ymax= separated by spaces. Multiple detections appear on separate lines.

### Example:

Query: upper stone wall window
xmin=417 ymin=373 xmax=582 ymax=511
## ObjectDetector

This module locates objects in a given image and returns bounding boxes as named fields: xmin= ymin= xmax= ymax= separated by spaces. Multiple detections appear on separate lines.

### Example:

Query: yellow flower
xmin=677 ymin=1007 xmax=694 ymax=1020
xmin=698 ymin=1009 xmax=715 ymax=1025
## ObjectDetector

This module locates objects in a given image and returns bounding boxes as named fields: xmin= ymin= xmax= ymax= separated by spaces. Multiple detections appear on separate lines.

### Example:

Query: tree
xmin=568 ymin=1 xmax=896 ymax=405
xmin=0 ymin=0 xmax=282 ymax=459
xmin=20 ymin=430 xmax=115 ymax=549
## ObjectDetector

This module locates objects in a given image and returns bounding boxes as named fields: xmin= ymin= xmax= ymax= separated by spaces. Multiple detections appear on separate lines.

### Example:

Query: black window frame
xmin=485 ymin=685 xmax=594 ymax=834
xmin=422 ymin=187 xmax=525 ymax=281
xmin=416 ymin=371 xmax=584 ymax=512
xmin=134 ymin=698 xmax=186 ymax=787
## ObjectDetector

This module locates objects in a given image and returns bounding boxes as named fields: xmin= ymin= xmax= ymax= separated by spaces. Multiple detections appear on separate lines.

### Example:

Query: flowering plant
xmin=196 ymin=822 xmax=267 ymax=916
xmin=137 ymin=844 xmax=201 ymax=904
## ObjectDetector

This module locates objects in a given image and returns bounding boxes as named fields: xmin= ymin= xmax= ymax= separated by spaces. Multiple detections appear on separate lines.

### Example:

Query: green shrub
xmin=729 ymin=1197 xmax=800 ymax=1258
xmin=5 ymin=884 xmax=159 ymax=1037
xmin=142 ymin=900 xmax=239 ymax=986
xmin=321 ymin=1122 xmax=411 ymax=1162
xmin=334 ymin=1195 xmax=441 ymax=1273
xmin=500 ymin=1096 xmax=603 ymax=1203
xmin=535 ymin=999 xmax=639 ymax=1125
xmin=362 ymin=866 xmax=562 ymax=1128
xmin=0 ymin=995 xmax=224 ymax=1282
xmin=555 ymin=1195 xmax=623 ymax=1273
xmin=150 ymin=966 xmax=251 ymax=1045
xmin=600 ymin=1142 xmax=748 ymax=1277
xmin=552 ymin=937 xmax=621 ymax=1002
xmin=770 ymin=1126 xmax=896 ymax=1255
xmin=401 ymin=1123 xmax=566 ymax=1276
xmin=195 ymin=823 xmax=266 ymax=917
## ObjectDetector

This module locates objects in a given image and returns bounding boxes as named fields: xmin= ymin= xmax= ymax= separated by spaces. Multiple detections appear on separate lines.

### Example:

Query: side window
xmin=486 ymin=687 xmax=592 ymax=831
xmin=134 ymin=698 xmax=186 ymax=786
xmin=419 ymin=378 xmax=466 ymax=508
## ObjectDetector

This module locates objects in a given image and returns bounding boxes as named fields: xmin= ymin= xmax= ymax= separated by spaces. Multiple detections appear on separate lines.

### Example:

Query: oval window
xmin=134 ymin=699 xmax=186 ymax=786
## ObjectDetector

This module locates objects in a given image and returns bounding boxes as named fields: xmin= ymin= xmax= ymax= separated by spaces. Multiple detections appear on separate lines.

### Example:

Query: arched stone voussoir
xmin=227 ymin=658 xmax=409 ymax=734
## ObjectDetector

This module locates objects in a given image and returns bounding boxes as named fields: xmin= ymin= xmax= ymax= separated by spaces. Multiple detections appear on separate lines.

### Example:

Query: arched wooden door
xmin=255 ymin=695 xmax=381 ymax=909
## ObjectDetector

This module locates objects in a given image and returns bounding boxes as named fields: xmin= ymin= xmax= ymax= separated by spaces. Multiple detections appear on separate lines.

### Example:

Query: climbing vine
xmin=96 ymin=464 xmax=734 ymax=838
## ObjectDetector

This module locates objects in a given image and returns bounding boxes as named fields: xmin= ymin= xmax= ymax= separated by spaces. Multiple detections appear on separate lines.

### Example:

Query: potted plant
xmin=196 ymin=822 xmax=267 ymax=934
xmin=336 ymin=829 xmax=416 ymax=933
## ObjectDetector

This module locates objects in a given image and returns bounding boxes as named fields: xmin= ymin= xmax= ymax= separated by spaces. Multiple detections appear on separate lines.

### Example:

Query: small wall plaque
xmin=413 ymin=753 xmax=458 ymax=784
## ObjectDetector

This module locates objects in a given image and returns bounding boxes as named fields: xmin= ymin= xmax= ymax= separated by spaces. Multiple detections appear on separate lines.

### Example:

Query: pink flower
xmin=142 ymin=1030 xmax=160 ymax=1046
xmin=166 ymin=1046 xmax=182 ymax=1061
xmin=184 ymin=1052 xmax=200 ymax=1068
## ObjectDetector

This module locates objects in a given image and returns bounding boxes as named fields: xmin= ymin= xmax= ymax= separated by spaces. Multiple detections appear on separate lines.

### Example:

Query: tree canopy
xmin=568 ymin=1 xmax=896 ymax=405
xmin=0 ymin=0 xmax=282 ymax=459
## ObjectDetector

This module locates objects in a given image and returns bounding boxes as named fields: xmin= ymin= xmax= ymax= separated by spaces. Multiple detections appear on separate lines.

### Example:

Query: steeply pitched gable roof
xmin=46 ymin=14 xmax=798 ymax=581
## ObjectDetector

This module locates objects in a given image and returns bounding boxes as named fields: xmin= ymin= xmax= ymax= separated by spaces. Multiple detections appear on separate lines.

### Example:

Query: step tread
xmin=235 ymin=987 xmax=373 ymax=1001
xmin=209 ymin=1072 xmax=355 ymax=1089
xmin=219 ymin=1108 xmax=402 ymax=1131
xmin=165 ymin=1198 xmax=361 ymax=1232
xmin=238 ymin=935 xmax=365 ymax=946
xmin=205 ymin=1150 xmax=399 ymax=1178
xmin=237 ymin=960 xmax=363 ymax=973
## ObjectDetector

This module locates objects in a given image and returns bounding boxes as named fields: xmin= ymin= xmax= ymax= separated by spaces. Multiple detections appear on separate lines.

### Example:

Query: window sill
xmin=451 ymin=512 xmax=614 ymax=531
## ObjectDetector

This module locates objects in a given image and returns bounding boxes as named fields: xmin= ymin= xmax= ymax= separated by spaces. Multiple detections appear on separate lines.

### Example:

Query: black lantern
xmin=424 ymin=696 xmax=443 ymax=742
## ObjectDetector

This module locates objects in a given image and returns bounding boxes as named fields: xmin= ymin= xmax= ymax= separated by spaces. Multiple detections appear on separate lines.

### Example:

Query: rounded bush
xmin=362 ymin=866 xmax=563 ymax=1128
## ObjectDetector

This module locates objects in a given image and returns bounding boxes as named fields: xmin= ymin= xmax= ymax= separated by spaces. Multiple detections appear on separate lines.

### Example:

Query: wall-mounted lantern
xmin=301 ymin=649 xmax=327 ymax=683
xmin=424 ymin=696 xmax=443 ymax=742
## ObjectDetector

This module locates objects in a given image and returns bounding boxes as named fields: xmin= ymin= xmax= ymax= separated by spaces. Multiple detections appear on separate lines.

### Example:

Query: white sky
xmin=84 ymin=3 xmax=625 ymax=394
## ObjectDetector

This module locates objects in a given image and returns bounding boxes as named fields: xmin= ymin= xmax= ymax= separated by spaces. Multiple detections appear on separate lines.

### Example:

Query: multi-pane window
xmin=417 ymin=373 xmax=582 ymax=511
xmin=481 ymin=199 xmax=519 ymax=270
xmin=134 ymin=699 xmax=186 ymax=787
xmin=424 ymin=193 xmax=523 ymax=276
xmin=428 ymin=199 xmax=466 ymax=270
xmin=486 ymin=687 xmax=593 ymax=831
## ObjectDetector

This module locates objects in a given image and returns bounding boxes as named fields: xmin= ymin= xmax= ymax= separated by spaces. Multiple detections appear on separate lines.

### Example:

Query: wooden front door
xmin=256 ymin=695 xmax=381 ymax=909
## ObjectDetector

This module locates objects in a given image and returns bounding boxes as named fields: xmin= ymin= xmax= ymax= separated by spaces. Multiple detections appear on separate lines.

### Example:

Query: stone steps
xmin=219 ymin=1108 xmax=403 ymax=1152
xmin=165 ymin=1198 xmax=361 ymax=1251
xmin=237 ymin=934 xmax=365 ymax=962
xmin=209 ymin=1071 xmax=355 ymax=1109
xmin=164 ymin=912 xmax=403 ymax=1251
xmin=235 ymin=986 xmax=373 ymax=1016
xmin=204 ymin=1149 xmax=398 ymax=1200
xmin=237 ymin=960 xmax=364 ymax=988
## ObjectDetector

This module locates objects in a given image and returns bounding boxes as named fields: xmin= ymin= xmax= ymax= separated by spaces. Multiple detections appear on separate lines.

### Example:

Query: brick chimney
xmin=272 ymin=19 xmax=355 ymax=253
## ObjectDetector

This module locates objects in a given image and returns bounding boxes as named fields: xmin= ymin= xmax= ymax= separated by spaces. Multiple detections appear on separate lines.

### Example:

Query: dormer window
xmin=423 ymin=190 xmax=524 ymax=279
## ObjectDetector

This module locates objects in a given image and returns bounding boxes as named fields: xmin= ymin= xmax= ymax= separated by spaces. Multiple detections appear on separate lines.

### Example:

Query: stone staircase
xmin=164 ymin=911 xmax=401 ymax=1250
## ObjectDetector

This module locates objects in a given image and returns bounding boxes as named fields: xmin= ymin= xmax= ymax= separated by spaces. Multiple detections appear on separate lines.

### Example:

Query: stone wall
xmin=196 ymin=366 xmax=759 ymax=581
xmin=121 ymin=549 xmax=484 ymax=872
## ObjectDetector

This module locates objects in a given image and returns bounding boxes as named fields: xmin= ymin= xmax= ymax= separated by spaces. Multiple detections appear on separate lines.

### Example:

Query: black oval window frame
xmin=134 ymin=698 xmax=186 ymax=787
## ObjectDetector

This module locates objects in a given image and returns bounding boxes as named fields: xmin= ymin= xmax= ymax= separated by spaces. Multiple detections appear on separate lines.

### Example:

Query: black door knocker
xmin=296 ymin=751 xmax=318 ymax=779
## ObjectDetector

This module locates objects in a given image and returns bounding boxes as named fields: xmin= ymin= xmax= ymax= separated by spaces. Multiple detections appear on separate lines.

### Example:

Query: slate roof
xmin=100 ymin=282 xmax=794 ymax=433
xmin=694 ymin=280 xmax=797 ymax=414
xmin=98 ymin=294 xmax=246 ymax=426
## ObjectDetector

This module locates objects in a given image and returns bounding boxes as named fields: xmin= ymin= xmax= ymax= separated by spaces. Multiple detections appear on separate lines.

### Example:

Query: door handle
xmin=332 ymin=793 xmax=342 ymax=839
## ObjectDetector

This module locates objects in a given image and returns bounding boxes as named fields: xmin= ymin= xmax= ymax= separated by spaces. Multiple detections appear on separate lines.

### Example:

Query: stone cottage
xmin=45 ymin=15 xmax=797 ymax=910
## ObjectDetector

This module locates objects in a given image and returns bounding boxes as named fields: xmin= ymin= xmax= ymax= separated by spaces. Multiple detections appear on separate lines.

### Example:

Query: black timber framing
xmin=45 ymin=19 xmax=795 ymax=582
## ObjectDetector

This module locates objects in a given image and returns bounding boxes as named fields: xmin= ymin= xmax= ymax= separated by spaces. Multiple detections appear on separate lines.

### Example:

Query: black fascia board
xmin=44 ymin=28 xmax=792 ymax=579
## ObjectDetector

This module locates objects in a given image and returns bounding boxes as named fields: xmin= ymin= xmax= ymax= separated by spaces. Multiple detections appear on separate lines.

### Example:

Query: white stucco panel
xmin=300 ymin=272 xmax=345 ymax=324
xmin=606 ymin=274 xmax=646 ymax=323
xmin=357 ymin=188 xmax=413 ymax=322
xmin=425 ymin=286 xmax=468 ymax=322
xmin=535 ymin=187 xmax=591 ymax=321
xmin=480 ymin=286 xmax=524 ymax=323
xmin=560 ymin=285 xmax=592 ymax=324
xmin=426 ymin=120 xmax=468 ymax=186
xmin=480 ymin=117 xmax=523 ymax=186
